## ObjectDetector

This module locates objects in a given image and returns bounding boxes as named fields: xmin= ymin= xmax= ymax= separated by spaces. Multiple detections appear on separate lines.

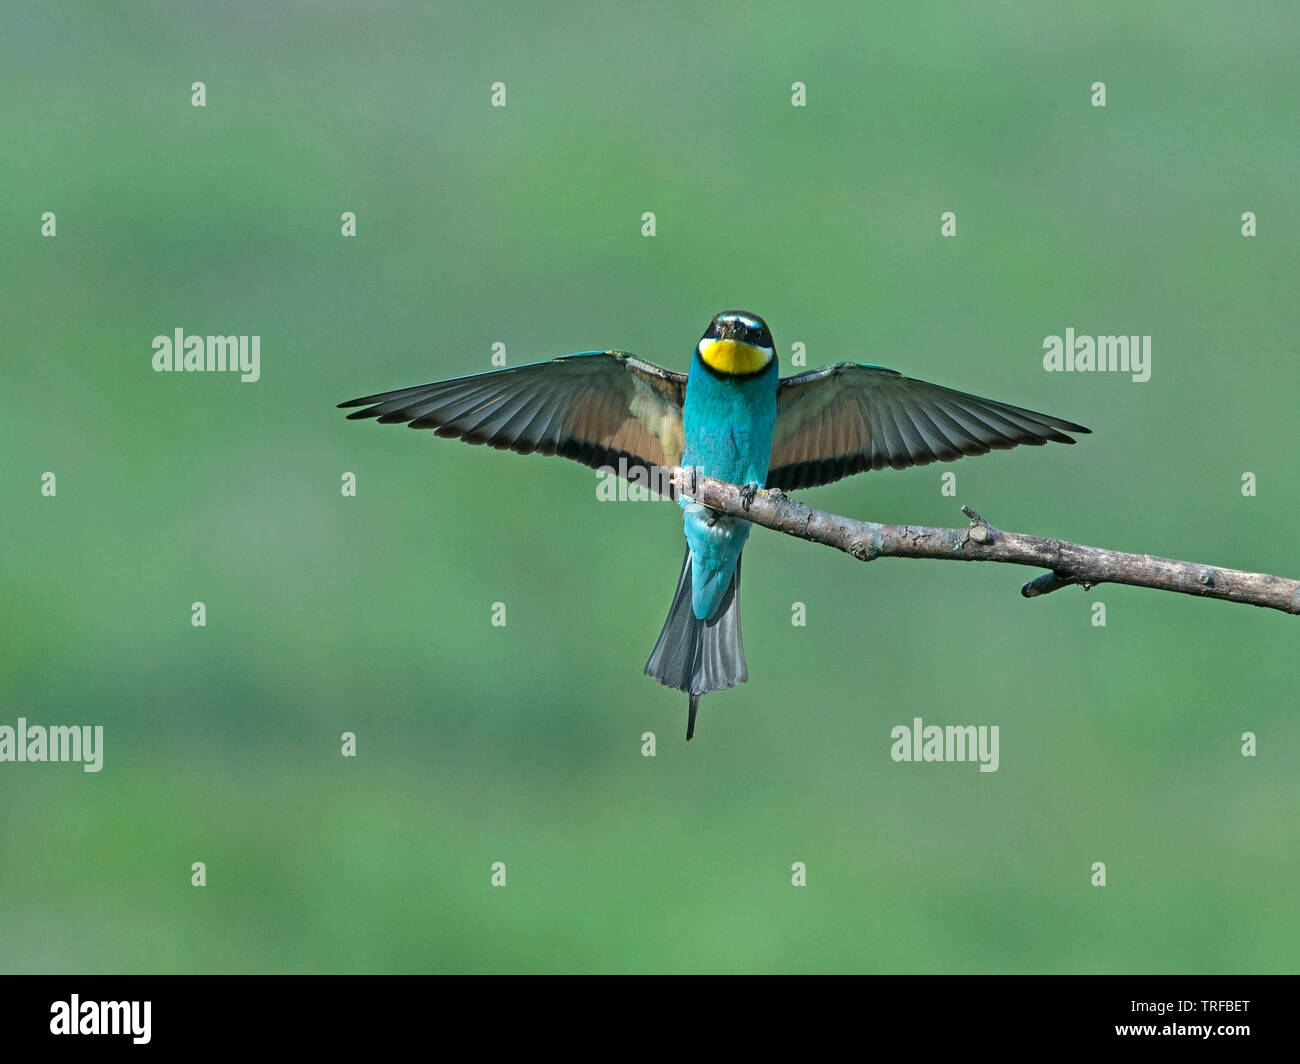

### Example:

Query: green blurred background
xmin=2 ymin=1 xmax=1297 ymax=973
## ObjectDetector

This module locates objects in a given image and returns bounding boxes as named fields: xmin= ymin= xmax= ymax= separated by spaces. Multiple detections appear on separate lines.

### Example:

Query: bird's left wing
xmin=339 ymin=352 xmax=687 ymax=483
xmin=767 ymin=362 xmax=1090 ymax=491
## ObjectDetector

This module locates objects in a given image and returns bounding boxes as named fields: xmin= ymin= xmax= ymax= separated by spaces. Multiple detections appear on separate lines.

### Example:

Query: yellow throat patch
xmin=697 ymin=338 xmax=773 ymax=376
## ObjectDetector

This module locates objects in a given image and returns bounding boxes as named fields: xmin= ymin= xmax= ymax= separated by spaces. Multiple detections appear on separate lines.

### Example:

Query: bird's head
xmin=697 ymin=310 xmax=775 ymax=376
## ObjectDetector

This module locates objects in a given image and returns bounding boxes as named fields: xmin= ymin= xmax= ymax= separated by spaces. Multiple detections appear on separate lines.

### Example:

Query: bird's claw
xmin=740 ymin=482 xmax=759 ymax=512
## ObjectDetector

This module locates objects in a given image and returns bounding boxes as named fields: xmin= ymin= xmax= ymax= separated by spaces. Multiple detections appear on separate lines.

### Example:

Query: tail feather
xmin=645 ymin=552 xmax=747 ymax=740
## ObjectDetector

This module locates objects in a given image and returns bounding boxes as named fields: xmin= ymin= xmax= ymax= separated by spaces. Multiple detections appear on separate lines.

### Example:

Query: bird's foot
xmin=739 ymin=482 xmax=760 ymax=512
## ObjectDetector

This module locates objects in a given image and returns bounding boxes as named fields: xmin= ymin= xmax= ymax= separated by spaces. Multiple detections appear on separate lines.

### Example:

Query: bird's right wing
xmin=339 ymin=351 xmax=687 ymax=484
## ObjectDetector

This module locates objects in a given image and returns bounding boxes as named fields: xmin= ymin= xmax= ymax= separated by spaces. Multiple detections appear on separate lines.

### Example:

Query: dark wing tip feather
xmin=339 ymin=392 xmax=393 ymax=408
xmin=339 ymin=386 xmax=428 ymax=409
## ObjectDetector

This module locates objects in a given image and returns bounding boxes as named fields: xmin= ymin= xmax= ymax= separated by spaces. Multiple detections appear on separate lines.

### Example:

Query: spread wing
xmin=339 ymin=351 xmax=687 ymax=484
xmin=768 ymin=362 xmax=1090 ymax=491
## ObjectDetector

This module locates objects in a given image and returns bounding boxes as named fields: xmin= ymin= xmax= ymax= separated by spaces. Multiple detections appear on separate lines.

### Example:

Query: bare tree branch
xmin=670 ymin=469 xmax=1300 ymax=616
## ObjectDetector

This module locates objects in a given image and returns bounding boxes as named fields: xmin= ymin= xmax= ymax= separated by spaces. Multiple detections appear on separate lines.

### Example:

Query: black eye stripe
xmin=704 ymin=310 xmax=772 ymax=349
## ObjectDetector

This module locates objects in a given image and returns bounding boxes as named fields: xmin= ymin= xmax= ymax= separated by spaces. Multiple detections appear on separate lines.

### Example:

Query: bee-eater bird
xmin=340 ymin=310 xmax=1088 ymax=740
